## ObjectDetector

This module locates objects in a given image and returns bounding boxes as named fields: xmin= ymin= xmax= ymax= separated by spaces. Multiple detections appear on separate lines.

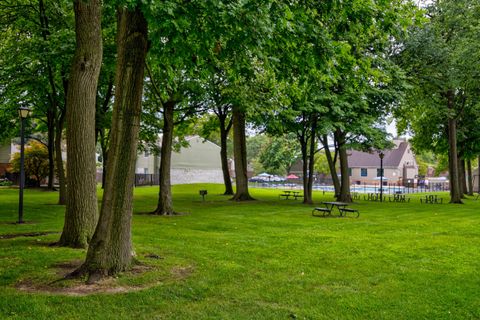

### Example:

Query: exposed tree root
xmin=0 ymin=231 xmax=59 ymax=240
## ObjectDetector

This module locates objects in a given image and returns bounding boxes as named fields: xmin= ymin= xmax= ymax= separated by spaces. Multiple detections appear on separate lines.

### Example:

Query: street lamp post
xmin=18 ymin=106 xmax=30 ymax=224
xmin=379 ymin=151 xmax=385 ymax=202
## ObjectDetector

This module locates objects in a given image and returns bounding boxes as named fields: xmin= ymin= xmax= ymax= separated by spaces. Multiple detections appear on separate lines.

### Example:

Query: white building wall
xmin=171 ymin=168 xmax=224 ymax=185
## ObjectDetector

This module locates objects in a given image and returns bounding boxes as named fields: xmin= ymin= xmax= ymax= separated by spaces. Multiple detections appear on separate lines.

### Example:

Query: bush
xmin=0 ymin=180 xmax=13 ymax=186
xmin=10 ymin=141 xmax=49 ymax=187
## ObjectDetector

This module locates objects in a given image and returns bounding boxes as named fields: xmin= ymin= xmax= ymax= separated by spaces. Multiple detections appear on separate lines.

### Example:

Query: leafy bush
xmin=0 ymin=180 xmax=13 ymax=186
xmin=10 ymin=141 xmax=49 ymax=187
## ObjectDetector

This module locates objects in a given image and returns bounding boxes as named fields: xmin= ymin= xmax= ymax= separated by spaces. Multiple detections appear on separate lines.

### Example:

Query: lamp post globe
xmin=17 ymin=106 xmax=30 ymax=224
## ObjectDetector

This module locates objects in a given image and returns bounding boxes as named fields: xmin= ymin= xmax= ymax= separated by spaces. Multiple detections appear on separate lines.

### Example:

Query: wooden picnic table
xmin=420 ymin=194 xmax=443 ymax=204
xmin=279 ymin=190 xmax=303 ymax=200
xmin=312 ymin=201 xmax=359 ymax=218
xmin=363 ymin=193 xmax=380 ymax=201
xmin=388 ymin=194 xmax=410 ymax=203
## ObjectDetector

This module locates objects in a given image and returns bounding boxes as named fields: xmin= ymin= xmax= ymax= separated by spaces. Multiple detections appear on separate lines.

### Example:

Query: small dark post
xmin=379 ymin=151 xmax=385 ymax=202
xmin=199 ymin=189 xmax=208 ymax=201
xmin=18 ymin=106 xmax=30 ymax=224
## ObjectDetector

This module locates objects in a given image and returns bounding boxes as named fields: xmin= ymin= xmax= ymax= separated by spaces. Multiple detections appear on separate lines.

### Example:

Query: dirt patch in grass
xmin=0 ymin=231 xmax=59 ymax=239
xmin=15 ymin=259 xmax=194 ymax=296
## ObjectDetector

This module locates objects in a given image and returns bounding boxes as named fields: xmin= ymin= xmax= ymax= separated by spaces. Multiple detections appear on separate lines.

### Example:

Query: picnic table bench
xmin=312 ymin=201 xmax=359 ymax=218
xmin=420 ymin=194 xmax=443 ymax=204
xmin=388 ymin=194 xmax=410 ymax=203
xmin=338 ymin=207 xmax=360 ymax=218
xmin=279 ymin=190 xmax=303 ymax=200
xmin=364 ymin=193 xmax=380 ymax=201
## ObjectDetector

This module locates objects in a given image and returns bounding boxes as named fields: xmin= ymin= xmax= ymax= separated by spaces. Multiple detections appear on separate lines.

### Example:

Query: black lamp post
xmin=18 ymin=106 xmax=30 ymax=224
xmin=379 ymin=151 xmax=385 ymax=202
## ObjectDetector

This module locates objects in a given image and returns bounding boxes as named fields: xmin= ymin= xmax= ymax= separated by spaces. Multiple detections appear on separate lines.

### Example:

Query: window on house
xmin=348 ymin=168 xmax=352 ymax=176
xmin=144 ymin=168 xmax=148 ymax=174
xmin=377 ymin=168 xmax=384 ymax=177
xmin=144 ymin=150 xmax=150 ymax=157
xmin=361 ymin=168 xmax=367 ymax=177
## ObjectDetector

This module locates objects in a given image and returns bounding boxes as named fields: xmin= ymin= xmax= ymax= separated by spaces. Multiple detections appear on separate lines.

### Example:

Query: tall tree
xmin=58 ymin=0 xmax=103 ymax=248
xmin=0 ymin=0 xmax=74 ymax=202
xmin=396 ymin=0 xmax=480 ymax=203
xmin=75 ymin=6 xmax=148 ymax=282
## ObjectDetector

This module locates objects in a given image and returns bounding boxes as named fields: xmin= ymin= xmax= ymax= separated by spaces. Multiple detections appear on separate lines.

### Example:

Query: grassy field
xmin=0 ymin=184 xmax=479 ymax=319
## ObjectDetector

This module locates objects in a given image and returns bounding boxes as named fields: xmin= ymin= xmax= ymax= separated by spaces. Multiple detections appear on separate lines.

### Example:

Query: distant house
xmin=473 ymin=168 xmax=480 ymax=193
xmin=347 ymin=138 xmax=419 ymax=185
xmin=135 ymin=136 xmax=224 ymax=184
xmin=0 ymin=142 xmax=18 ymax=176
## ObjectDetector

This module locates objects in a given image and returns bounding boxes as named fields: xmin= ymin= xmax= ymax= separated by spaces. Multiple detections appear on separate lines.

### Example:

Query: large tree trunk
xmin=58 ymin=0 xmax=103 ymax=248
xmin=335 ymin=129 xmax=351 ymax=203
xmin=219 ymin=115 xmax=233 ymax=195
xmin=152 ymin=100 xmax=176 ymax=215
xmin=467 ymin=159 xmax=474 ymax=196
xmin=55 ymin=108 xmax=67 ymax=205
xmin=321 ymin=134 xmax=340 ymax=195
xmin=446 ymin=91 xmax=462 ymax=204
xmin=231 ymin=106 xmax=254 ymax=201
xmin=76 ymin=7 xmax=148 ymax=282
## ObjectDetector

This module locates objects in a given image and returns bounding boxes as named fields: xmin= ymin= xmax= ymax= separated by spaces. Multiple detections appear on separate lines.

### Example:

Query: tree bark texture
xmin=153 ymin=100 xmax=175 ymax=215
xmin=55 ymin=108 xmax=67 ymax=205
xmin=446 ymin=91 xmax=462 ymax=203
xmin=219 ymin=115 xmax=234 ymax=195
xmin=321 ymin=134 xmax=340 ymax=195
xmin=231 ymin=106 xmax=254 ymax=201
xmin=467 ymin=159 xmax=474 ymax=196
xmin=336 ymin=129 xmax=352 ymax=203
xmin=79 ymin=7 xmax=148 ymax=281
xmin=59 ymin=0 xmax=103 ymax=248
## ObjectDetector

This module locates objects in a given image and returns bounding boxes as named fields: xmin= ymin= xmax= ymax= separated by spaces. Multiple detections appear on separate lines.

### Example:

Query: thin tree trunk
xmin=300 ymin=135 xmax=308 ymax=202
xmin=75 ymin=6 xmax=148 ymax=283
xmin=39 ymin=0 xmax=56 ymax=190
xmin=336 ymin=129 xmax=351 ymax=203
xmin=58 ymin=0 xmax=103 ymax=248
xmin=219 ymin=116 xmax=233 ymax=195
xmin=321 ymin=134 xmax=340 ymax=195
xmin=467 ymin=159 xmax=473 ymax=196
xmin=231 ymin=106 xmax=254 ymax=201
xmin=100 ymin=135 xmax=108 ymax=189
xmin=478 ymin=155 xmax=480 ymax=194
xmin=95 ymin=77 xmax=114 ymax=189
xmin=152 ymin=100 xmax=176 ymax=215
xmin=47 ymin=116 xmax=55 ymax=189
xmin=304 ymin=117 xmax=316 ymax=204
xmin=55 ymin=108 xmax=66 ymax=205
xmin=446 ymin=91 xmax=462 ymax=203
xmin=458 ymin=157 xmax=467 ymax=197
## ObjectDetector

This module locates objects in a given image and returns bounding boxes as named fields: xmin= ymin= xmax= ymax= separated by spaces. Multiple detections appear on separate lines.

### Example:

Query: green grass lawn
xmin=1 ymin=185 xmax=479 ymax=319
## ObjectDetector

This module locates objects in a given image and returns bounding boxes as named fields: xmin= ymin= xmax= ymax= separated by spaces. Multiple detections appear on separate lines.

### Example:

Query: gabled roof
xmin=348 ymin=141 xmax=409 ymax=168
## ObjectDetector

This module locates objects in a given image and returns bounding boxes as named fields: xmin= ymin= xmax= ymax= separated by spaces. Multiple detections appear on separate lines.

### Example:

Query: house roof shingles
xmin=348 ymin=142 xmax=409 ymax=168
